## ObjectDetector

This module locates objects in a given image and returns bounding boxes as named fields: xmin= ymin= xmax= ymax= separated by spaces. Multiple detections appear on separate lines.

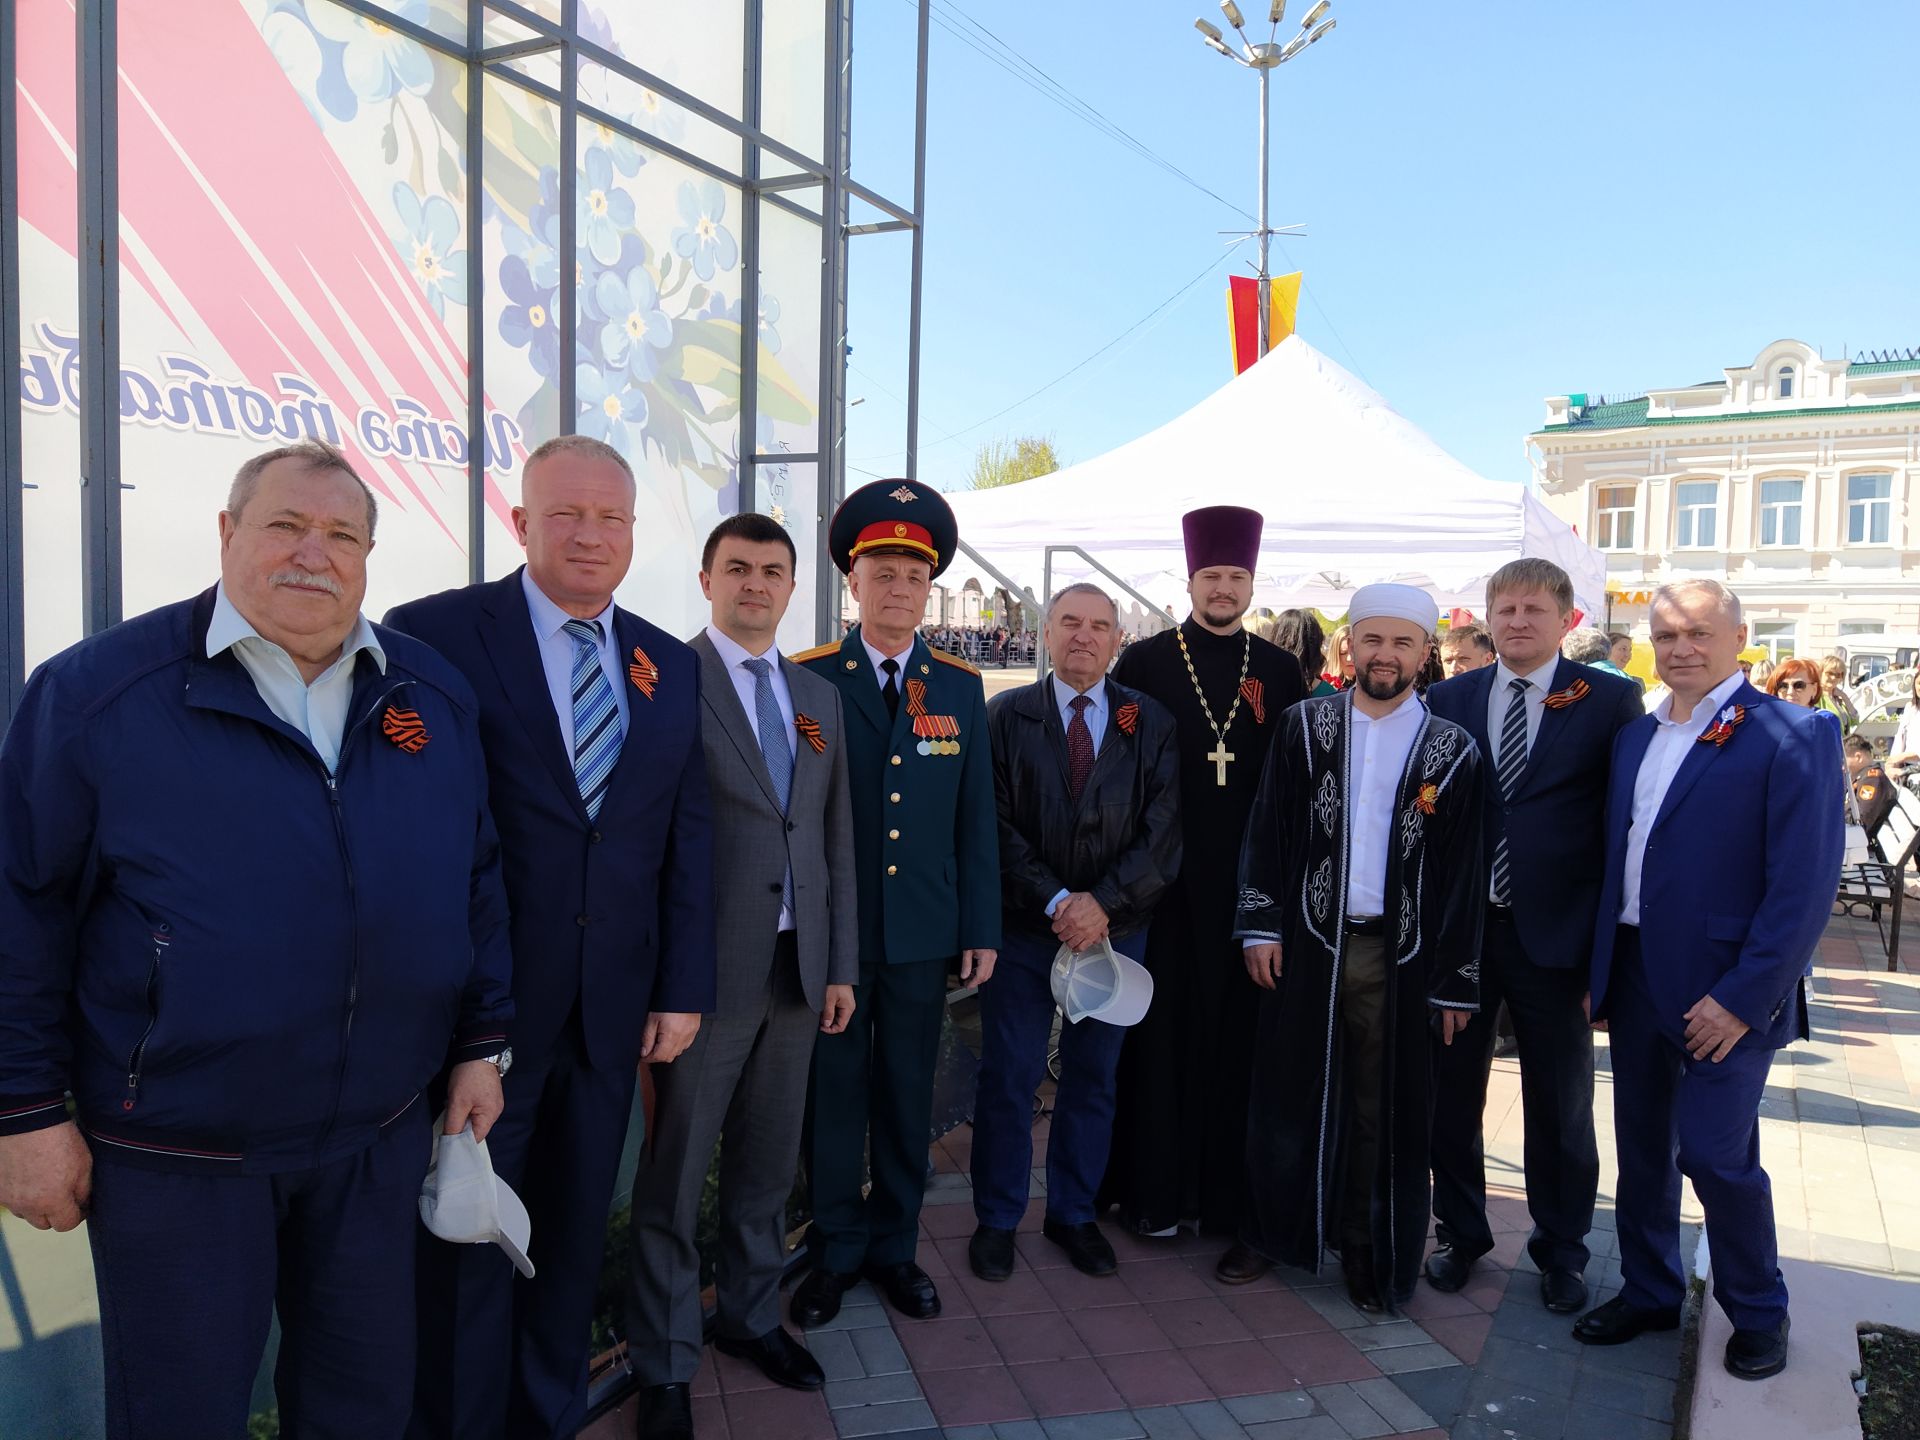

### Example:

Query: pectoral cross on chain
xmin=1207 ymin=743 xmax=1235 ymax=786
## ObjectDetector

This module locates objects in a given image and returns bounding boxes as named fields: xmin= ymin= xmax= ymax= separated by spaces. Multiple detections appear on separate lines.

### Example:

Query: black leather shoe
xmin=1725 ymin=1318 xmax=1789 ymax=1380
xmin=1043 ymin=1218 xmax=1118 ymax=1277
xmin=1423 ymin=1243 xmax=1475 ymax=1294
xmin=863 ymin=1261 xmax=942 ymax=1319
xmin=1342 ymin=1246 xmax=1386 ymax=1314
xmin=714 ymin=1327 xmax=825 ymax=1391
xmin=789 ymin=1266 xmax=859 ymax=1329
xmin=969 ymin=1225 xmax=1017 ymax=1282
xmin=1540 ymin=1268 xmax=1589 ymax=1314
xmin=1572 ymin=1295 xmax=1681 ymax=1345
xmin=1215 ymin=1240 xmax=1272 ymax=1285
xmin=635 ymin=1382 xmax=693 ymax=1440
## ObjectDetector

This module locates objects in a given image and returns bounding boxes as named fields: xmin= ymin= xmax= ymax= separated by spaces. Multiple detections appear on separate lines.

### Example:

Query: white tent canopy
xmin=940 ymin=335 xmax=1605 ymax=624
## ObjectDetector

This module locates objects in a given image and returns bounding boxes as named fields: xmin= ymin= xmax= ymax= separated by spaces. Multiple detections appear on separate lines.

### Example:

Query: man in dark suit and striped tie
xmin=386 ymin=436 xmax=716 ymax=1440
xmin=1424 ymin=560 xmax=1643 ymax=1314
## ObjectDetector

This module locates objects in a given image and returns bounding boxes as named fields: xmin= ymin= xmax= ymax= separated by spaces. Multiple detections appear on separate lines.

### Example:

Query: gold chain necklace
xmin=1176 ymin=623 xmax=1252 ymax=786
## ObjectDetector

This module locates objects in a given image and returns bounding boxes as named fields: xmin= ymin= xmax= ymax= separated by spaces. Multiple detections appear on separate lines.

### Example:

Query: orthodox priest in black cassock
xmin=1235 ymin=583 xmax=1485 ymax=1312
xmin=1099 ymin=506 xmax=1304 ymax=1277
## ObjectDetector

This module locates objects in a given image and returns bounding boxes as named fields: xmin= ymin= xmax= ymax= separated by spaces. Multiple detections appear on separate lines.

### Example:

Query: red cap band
xmin=850 ymin=519 xmax=938 ymax=566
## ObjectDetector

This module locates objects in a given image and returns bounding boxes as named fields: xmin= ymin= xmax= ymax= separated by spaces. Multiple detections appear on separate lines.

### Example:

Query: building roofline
xmin=1532 ymin=398 xmax=1920 ymax=438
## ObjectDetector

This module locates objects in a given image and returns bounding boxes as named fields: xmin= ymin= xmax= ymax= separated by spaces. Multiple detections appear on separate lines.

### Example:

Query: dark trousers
xmin=627 ymin=933 xmax=817 ymax=1384
xmin=86 ymin=1103 xmax=428 ymax=1440
xmin=409 ymin=1018 xmax=637 ymax=1440
xmin=1430 ymin=906 xmax=1598 ymax=1272
xmin=1608 ymin=926 xmax=1788 ymax=1330
xmin=1339 ymin=933 xmax=1389 ymax=1252
xmin=806 ymin=955 xmax=949 ymax=1272
xmin=971 ymin=928 xmax=1141 ymax=1229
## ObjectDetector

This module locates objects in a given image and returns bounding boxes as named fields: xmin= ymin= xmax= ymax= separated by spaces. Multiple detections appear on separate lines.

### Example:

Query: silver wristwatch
xmin=479 ymin=1047 xmax=513 ymax=1079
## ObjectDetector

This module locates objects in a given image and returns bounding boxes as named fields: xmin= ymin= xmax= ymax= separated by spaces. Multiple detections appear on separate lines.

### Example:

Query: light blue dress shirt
xmin=1045 ymin=674 xmax=1109 ymax=919
xmin=705 ymin=624 xmax=797 ymax=933
xmin=522 ymin=568 xmax=629 ymax=756
xmin=205 ymin=582 xmax=385 ymax=774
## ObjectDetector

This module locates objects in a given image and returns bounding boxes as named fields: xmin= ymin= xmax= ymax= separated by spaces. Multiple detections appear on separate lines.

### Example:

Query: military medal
xmin=905 ymin=678 xmax=960 ymax=756
xmin=1176 ymin=625 xmax=1252 ymax=786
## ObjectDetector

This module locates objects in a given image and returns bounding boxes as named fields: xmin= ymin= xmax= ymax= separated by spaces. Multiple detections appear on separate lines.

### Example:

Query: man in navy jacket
xmin=1574 ymin=579 xmax=1840 ymax=1381
xmin=1424 ymin=560 xmax=1644 ymax=1314
xmin=0 ymin=442 xmax=513 ymax=1440
xmin=385 ymin=435 xmax=716 ymax=1440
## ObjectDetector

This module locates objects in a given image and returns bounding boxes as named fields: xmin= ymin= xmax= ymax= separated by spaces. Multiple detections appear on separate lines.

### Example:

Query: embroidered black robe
xmin=1101 ymin=621 xmax=1306 ymax=1233
xmin=1235 ymin=691 xmax=1485 ymax=1305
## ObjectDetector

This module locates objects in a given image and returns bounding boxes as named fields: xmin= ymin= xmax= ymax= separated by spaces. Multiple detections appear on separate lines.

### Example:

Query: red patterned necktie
xmin=1067 ymin=694 xmax=1095 ymax=801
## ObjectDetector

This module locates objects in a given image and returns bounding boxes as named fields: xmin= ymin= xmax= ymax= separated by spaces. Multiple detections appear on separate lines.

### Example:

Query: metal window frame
xmin=0 ymin=0 xmax=927 ymax=730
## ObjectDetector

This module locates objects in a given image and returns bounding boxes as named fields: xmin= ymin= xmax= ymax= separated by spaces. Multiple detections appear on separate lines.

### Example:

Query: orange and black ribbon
xmin=628 ymin=645 xmax=659 ymax=700
xmin=906 ymin=678 xmax=959 ymax=739
xmin=382 ymin=704 xmax=430 ymax=753
xmin=795 ymin=712 xmax=826 ymax=754
xmin=1116 ymin=702 xmax=1139 ymax=736
xmin=1542 ymin=678 xmax=1590 ymax=710
xmin=1240 ymin=677 xmax=1266 ymax=724
xmin=1414 ymin=782 xmax=1439 ymax=815
xmin=1698 ymin=703 xmax=1746 ymax=747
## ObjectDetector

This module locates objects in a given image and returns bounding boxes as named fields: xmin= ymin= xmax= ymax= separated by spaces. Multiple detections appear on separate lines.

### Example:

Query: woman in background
xmin=1767 ymin=657 xmax=1823 ymax=710
xmin=1269 ymin=609 xmax=1341 ymax=697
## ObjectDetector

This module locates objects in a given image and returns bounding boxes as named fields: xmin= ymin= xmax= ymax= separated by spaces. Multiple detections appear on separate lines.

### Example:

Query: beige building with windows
xmin=1529 ymin=339 xmax=1920 ymax=659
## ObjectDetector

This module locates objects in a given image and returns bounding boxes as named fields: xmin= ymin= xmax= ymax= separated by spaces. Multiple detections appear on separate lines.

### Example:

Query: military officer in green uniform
xmin=789 ymin=478 xmax=1002 ymax=1326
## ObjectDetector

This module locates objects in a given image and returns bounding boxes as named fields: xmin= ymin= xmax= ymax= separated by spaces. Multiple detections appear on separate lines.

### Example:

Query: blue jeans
xmin=970 ymin=927 xmax=1144 ymax=1229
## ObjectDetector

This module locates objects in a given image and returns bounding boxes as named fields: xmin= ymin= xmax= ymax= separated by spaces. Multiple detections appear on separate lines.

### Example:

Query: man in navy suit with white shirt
xmin=1424 ymin=560 xmax=1644 ymax=1314
xmin=1573 ymin=579 xmax=1840 ymax=1380
xmin=386 ymin=436 xmax=716 ymax=1439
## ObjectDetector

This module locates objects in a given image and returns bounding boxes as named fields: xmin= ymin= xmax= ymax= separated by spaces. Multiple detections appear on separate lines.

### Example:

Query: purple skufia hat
xmin=1181 ymin=505 xmax=1264 ymax=575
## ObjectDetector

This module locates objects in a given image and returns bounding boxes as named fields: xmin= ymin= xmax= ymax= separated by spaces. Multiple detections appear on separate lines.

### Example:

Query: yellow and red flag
xmin=1227 ymin=271 xmax=1301 ymax=373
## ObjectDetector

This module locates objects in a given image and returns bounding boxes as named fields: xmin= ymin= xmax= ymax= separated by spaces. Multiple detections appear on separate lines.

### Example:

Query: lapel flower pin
xmin=794 ymin=713 xmax=827 ymax=754
xmin=628 ymin=645 xmax=659 ymax=700
xmin=1115 ymin=702 xmax=1140 ymax=736
xmin=381 ymin=703 xmax=430 ymax=753
xmin=1698 ymin=703 xmax=1746 ymax=747
xmin=1542 ymin=678 xmax=1590 ymax=710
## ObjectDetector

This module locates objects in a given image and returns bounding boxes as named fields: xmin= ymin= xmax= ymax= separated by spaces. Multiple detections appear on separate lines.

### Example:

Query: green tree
xmin=968 ymin=434 xmax=1060 ymax=490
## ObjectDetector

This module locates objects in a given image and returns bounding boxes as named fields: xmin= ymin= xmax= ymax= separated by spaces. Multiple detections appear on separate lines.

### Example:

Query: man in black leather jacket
xmin=967 ymin=583 xmax=1182 ymax=1282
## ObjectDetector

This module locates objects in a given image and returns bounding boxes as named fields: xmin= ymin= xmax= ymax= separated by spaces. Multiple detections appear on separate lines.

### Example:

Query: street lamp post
xmin=1194 ymin=0 xmax=1337 ymax=360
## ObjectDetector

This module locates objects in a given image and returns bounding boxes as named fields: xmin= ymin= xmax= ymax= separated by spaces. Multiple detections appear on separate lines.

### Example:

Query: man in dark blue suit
xmin=386 ymin=436 xmax=716 ymax=1439
xmin=1425 ymin=560 xmax=1644 ymax=1313
xmin=1574 ymin=579 xmax=1840 ymax=1380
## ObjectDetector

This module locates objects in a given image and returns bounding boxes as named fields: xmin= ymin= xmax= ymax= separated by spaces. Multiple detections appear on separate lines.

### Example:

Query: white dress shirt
xmin=522 ymin=568 xmax=629 ymax=756
xmin=1486 ymin=654 xmax=1560 ymax=755
xmin=205 ymin=582 xmax=385 ymax=774
xmin=706 ymin=624 xmax=797 ymax=932
xmin=1485 ymin=654 xmax=1559 ymax=900
xmin=1347 ymin=692 xmax=1427 ymax=917
xmin=862 ymin=633 xmax=915 ymax=690
xmin=1045 ymin=674 xmax=1109 ymax=919
xmin=1620 ymin=670 xmax=1746 ymax=925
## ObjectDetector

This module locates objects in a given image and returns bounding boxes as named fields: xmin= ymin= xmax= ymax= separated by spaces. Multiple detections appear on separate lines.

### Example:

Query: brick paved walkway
xmin=586 ymin=912 xmax=1919 ymax=1440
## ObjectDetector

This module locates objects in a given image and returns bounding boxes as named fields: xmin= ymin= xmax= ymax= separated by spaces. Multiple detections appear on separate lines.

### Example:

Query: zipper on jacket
xmin=123 ymin=930 xmax=171 ymax=1112
xmin=312 ymin=680 xmax=413 ymax=1153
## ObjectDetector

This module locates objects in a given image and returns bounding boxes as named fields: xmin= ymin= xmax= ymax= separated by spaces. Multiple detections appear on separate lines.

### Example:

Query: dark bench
xmin=1838 ymin=780 xmax=1920 ymax=972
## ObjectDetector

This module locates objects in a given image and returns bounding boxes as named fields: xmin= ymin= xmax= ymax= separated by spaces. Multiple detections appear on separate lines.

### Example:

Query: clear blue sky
xmin=837 ymin=0 xmax=1920 ymax=492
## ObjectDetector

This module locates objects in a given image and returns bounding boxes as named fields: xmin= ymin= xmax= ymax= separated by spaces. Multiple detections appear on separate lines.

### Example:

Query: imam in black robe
xmin=1100 ymin=619 xmax=1305 ymax=1234
xmin=1235 ymin=691 xmax=1484 ymax=1306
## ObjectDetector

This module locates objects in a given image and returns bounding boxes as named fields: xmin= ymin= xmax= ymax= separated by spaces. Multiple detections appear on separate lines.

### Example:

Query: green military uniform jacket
xmin=794 ymin=626 xmax=1001 ymax=965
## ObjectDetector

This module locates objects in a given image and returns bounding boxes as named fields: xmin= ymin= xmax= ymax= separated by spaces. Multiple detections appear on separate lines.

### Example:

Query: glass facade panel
xmin=595 ymin=0 xmax=745 ymax=122
xmin=760 ymin=458 xmax=820 ymax=653
xmin=762 ymin=0 xmax=828 ymax=162
xmin=1675 ymin=480 xmax=1717 ymax=548
xmin=577 ymin=57 xmax=745 ymax=174
xmin=756 ymin=196 xmax=823 ymax=459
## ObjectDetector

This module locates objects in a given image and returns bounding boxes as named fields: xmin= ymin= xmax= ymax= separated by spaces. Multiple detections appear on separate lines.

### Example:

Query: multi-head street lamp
xmin=1193 ymin=0 xmax=1337 ymax=357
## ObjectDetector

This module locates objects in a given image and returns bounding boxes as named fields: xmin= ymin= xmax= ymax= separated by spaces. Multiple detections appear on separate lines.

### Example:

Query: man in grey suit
xmin=626 ymin=512 xmax=859 ymax=1439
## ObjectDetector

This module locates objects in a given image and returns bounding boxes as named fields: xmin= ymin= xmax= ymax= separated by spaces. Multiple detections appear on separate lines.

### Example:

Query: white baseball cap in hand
xmin=419 ymin=1116 xmax=535 ymax=1278
xmin=1050 ymin=937 xmax=1154 ymax=1027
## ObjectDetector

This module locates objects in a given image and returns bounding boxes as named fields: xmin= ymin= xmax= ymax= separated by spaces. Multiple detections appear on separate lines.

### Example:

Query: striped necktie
xmin=564 ymin=619 xmax=621 ymax=820
xmin=1490 ymin=676 xmax=1529 ymax=903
